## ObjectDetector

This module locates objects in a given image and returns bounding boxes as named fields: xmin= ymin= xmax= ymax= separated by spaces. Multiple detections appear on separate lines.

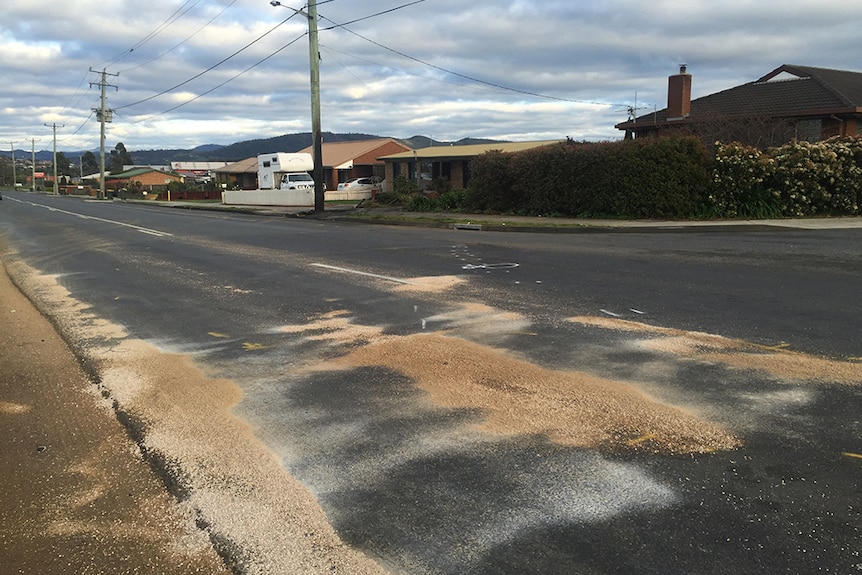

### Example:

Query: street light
xmin=271 ymin=0 xmax=325 ymax=213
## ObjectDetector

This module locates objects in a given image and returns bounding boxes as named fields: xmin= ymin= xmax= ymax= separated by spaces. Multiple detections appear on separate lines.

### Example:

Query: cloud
xmin=2 ymin=0 xmax=861 ymax=152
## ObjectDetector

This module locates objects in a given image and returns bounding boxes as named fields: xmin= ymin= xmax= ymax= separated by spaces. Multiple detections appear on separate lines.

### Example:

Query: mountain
xmin=0 ymin=133 xmax=507 ymax=165
xmin=402 ymin=135 xmax=504 ymax=148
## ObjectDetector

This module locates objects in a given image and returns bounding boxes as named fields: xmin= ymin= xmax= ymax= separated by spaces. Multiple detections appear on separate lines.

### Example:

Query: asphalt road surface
xmin=1 ymin=190 xmax=860 ymax=574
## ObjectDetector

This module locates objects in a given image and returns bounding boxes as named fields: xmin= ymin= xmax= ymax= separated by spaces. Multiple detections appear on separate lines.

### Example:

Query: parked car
xmin=337 ymin=177 xmax=382 ymax=192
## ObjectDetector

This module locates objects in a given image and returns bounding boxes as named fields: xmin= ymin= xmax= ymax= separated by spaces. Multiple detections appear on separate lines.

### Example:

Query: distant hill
xmin=0 ymin=133 xmax=507 ymax=165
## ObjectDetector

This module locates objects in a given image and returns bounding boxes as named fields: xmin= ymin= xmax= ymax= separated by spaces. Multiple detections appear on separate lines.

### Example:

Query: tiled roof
xmin=299 ymin=138 xmax=411 ymax=168
xmin=213 ymin=157 xmax=258 ymax=174
xmin=379 ymin=140 xmax=564 ymax=161
xmin=110 ymin=167 xmax=176 ymax=179
xmin=622 ymin=65 xmax=862 ymax=128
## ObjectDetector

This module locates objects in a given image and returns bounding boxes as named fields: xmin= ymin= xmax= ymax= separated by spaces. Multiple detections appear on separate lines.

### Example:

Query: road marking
xmin=758 ymin=342 xmax=791 ymax=351
xmin=242 ymin=342 xmax=271 ymax=351
xmin=310 ymin=263 xmax=418 ymax=285
xmin=843 ymin=452 xmax=862 ymax=460
xmin=462 ymin=262 xmax=519 ymax=270
xmin=600 ymin=309 xmax=621 ymax=317
xmin=626 ymin=433 xmax=657 ymax=446
xmin=15 ymin=198 xmax=174 ymax=237
xmin=208 ymin=332 xmax=229 ymax=338
xmin=629 ymin=308 xmax=646 ymax=315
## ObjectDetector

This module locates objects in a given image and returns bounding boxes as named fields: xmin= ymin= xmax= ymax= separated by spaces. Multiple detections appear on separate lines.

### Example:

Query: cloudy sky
xmin=2 ymin=0 xmax=861 ymax=153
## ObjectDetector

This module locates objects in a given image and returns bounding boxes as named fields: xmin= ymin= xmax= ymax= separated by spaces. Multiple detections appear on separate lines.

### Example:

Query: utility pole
xmin=44 ymin=123 xmax=64 ymax=195
xmin=307 ymin=0 xmax=324 ymax=213
xmin=271 ymin=0 xmax=324 ymax=212
xmin=7 ymin=142 xmax=16 ymax=189
xmin=89 ymin=68 xmax=119 ymax=200
xmin=30 ymin=138 xmax=39 ymax=192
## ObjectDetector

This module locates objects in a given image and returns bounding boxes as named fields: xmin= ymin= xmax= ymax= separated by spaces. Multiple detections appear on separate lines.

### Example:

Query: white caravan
xmin=257 ymin=153 xmax=315 ymax=190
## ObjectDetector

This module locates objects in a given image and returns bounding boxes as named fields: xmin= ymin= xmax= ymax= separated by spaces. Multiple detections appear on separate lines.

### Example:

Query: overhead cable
xmin=116 ymin=12 xmax=299 ymax=111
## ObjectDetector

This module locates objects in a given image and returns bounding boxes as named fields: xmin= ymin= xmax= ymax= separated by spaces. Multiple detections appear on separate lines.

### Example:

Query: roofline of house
xmin=615 ymin=107 xmax=862 ymax=131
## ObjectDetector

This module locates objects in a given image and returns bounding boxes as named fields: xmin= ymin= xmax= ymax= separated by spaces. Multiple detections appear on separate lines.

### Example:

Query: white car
xmin=337 ymin=177 xmax=382 ymax=192
xmin=280 ymin=172 xmax=314 ymax=190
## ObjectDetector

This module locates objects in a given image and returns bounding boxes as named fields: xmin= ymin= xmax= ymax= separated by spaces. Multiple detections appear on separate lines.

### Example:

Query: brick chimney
xmin=667 ymin=64 xmax=691 ymax=119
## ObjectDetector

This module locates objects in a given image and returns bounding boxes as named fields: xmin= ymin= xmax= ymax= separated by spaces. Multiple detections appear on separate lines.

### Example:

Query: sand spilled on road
xmin=5 ymin=259 xmax=388 ymax=575
xmin=271 ymin=304 xmax=739 ymax=454
xmin=569 ymin=316 xmax=862 ymax=385
xmin=333 ymin=332 xmax=739 ymax=454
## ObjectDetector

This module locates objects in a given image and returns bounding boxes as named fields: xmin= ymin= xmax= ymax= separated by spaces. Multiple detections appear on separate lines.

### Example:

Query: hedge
xmin=465 ymin=137 xmax=712 ymax=219
xmin=462 ymin=135 xmax=862 ymax=220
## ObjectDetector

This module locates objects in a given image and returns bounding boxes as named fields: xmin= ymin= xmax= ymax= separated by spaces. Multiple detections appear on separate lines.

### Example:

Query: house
xmin=297 ymin=138 xmax=413 ymax=190
xmin=171 ymin=161 xmax=230 ymax=183
xmin=615 ymin=65 xmax=862 ymax=147
xmin=107 ymin=167 xmax=183 ymax=193
xmin=212 ymin=157 xmax=259 ymax=190
xmin=378 ymin=140 xmax=564 ymax=191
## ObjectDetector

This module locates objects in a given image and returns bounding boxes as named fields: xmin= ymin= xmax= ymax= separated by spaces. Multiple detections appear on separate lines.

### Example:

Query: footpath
xmin=129 ymin=198 xmax=862 ymax=232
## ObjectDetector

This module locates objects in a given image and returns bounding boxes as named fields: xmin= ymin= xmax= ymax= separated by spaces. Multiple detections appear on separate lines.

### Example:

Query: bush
xmin=711 ymin=136 xmax=862 ymax=218
xmin=393 ymin=175 xmax=418 ymax=196
xmin=464 ymin=150 xmax=515 ymax=212
xmin=438 ymin=189 xmax=468 ymax=211
xmin=768 ymin=138 xmax=862 ymax=216
xmin=406 ymin=194 xmax=437 ymax=212
xmin=458 ymin=135 xmax=862 ymax=220
xmin=466 ymin=137 xmax=711 ymax=219
xmin=709 ymin=142 xmax=779 ymax=218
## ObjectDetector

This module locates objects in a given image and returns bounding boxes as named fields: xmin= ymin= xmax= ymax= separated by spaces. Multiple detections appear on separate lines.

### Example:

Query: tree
xmin=108 ymin=142 xmax=133 ymax=174
xmin=81 ymin=151 xmax=99 ymax=175
xmin=54 ymin=152 xmax=73 ymax=177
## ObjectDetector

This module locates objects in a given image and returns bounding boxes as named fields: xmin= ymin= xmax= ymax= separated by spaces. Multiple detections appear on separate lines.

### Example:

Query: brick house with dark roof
xmin=616 ymin=65 xmax=862 ymax=147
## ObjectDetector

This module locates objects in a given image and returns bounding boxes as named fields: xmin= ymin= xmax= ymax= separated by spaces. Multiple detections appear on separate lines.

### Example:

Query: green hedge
xmin=463 ymin=135 xmax=862 ymax=219
xmin=466 ymin=137 xmax=712 ymax=219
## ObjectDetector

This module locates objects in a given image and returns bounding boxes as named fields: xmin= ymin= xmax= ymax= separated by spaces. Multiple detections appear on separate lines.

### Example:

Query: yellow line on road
xmin=208 ymin=332 xmax=229 ymax=338
xmin=626 ymin=433 xmax=657 ymax=446
xmin=242 ymin=342 xmax=271 ymax=351
xmin=842 ymin=452 xmax=862 ymax=460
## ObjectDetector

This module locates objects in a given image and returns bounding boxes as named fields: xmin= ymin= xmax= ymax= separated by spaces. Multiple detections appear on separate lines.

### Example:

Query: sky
xmin=2 ymin=0 xmax=861 ymax=154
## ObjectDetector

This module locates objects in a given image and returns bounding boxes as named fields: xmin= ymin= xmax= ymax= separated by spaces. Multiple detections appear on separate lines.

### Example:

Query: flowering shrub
xmin=713 ymin=136 xmax=862 ymax=218
xmin=711 ymin=142 xmax=778 ymax=218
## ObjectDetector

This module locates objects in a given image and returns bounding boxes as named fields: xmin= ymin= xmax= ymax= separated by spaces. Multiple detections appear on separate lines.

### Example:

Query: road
xmin=1 ymin=190 xmax=860 ymax=574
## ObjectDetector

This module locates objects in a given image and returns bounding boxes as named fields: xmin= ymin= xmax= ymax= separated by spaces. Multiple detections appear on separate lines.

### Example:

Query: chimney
xmin=667 ymin=64 xmax=691 ymax=119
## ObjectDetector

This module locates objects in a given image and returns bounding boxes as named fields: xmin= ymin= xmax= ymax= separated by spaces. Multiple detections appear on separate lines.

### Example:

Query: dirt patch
xmin=0 ymin=258 xmax=230 ymax=575
xmin=392 ymin=274 xmax=466 ymax=293
xmin=276 ymin=309 xmax=386 ymax=345
xmin=334 ymin=333 xmax=739 ymax=455
xmin=569 ymin=316 xmax=862 ymax=385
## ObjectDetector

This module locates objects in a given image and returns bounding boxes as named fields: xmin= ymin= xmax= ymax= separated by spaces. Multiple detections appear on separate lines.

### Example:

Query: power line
xmin=317 ymin=11 xmax=616 ymax=108
xmin=123 ymin=32 xmax=307 ymax=122
xmin=115 ymin=12 xmax=299 ymax=111
xmin=319 ymin=0 xmax=426 ymax=29
xmin=100 ymin=0 xmax=204 ymax=68
xmin=118 ymin=0 xmax=239 ymax=74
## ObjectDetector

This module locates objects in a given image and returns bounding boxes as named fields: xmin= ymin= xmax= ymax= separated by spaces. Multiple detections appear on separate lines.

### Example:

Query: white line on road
xmin=13 ymin=198 xmax=174 ymax=237
xmin=310 ymin=263 xmax=417 ymax=285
